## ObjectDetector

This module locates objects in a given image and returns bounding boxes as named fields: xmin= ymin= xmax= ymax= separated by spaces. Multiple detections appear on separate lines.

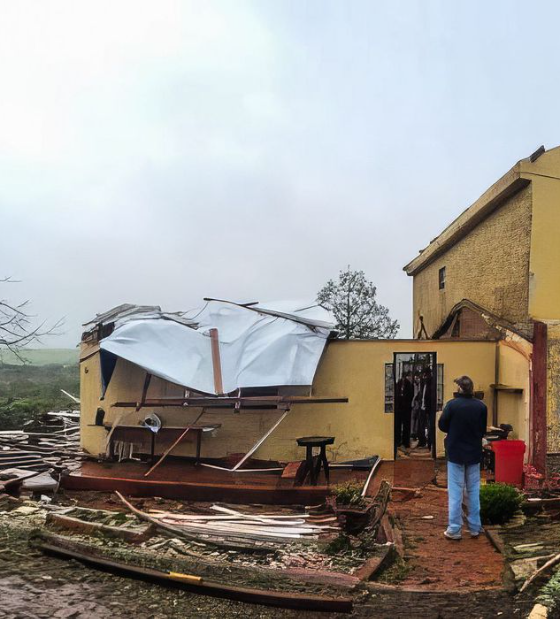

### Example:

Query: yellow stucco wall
xmin=411 ymin=185 xmax=533 ymax=338
xmin=496 ymin=340 xmax=531 ymax=444
xmin=81 ymin=339 xmax=516 ymax=463
xmin=519 ymin=149 xmax=560 ymax=322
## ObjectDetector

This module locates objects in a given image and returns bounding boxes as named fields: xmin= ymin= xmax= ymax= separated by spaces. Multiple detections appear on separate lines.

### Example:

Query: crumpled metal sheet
xmin=99 ymin=299 xmax=335 ymax=395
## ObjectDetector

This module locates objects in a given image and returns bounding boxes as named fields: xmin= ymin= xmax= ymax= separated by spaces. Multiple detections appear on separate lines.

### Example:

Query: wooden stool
xmin=297 ymin=436 xmax=335 ymax=485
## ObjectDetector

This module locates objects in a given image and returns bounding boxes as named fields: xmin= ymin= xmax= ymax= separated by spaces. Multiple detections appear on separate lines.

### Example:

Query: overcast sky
xmin=1 ymin=0 xmax=560 ymax=348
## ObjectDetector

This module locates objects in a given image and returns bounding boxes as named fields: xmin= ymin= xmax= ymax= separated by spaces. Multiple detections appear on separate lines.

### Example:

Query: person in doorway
xmin=416 ymin=368 xmax=432 ymax=448
xmin=410 ymin=372 xmax=422 ymax=441
xmin=438 ymin=375 xmax=487 ymax=540
xmin=395 ymin=370 xmax=413 ymax=450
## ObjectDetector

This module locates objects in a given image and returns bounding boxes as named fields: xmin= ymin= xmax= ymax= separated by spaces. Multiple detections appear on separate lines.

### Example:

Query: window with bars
xmin=437 ymin=363 xmax=444 ymax=410
xmin=384 ymin=363 xmax=394 ymax=412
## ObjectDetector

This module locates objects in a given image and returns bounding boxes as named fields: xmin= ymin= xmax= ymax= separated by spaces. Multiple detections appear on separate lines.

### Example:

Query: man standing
xmin=438 ymin=375 xmax=487 ymax=540
xmin=395 ymin=370 xmax=413 ymax=450
xmin=416 ymin=368 xmax=433 ymax=449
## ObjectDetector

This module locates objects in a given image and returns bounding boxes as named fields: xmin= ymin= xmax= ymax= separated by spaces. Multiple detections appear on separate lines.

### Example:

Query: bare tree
xmin=0 ymin=277 xmax=63 ymax=360
xmin=317 ymin=267 xmax=399 ymax=339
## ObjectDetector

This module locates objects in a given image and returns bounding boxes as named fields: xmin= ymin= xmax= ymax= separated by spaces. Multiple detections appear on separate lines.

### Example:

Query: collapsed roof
xmin=91 ymin=299 xmax=337 ymax=397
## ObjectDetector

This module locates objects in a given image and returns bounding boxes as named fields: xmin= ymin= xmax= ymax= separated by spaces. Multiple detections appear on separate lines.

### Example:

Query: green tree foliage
xmin=317 ymin=267 xmax=399 ymax=339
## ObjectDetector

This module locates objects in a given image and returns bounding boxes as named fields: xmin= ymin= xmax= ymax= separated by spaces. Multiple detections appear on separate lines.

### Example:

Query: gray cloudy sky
xmin=2 ymin=0 xmax=560 ymax=348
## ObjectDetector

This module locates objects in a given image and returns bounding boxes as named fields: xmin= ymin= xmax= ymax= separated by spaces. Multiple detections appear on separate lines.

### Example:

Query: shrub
xmin=480 ymin=483 xmax=523 ymax=524
xmin=332 ymin=481 xmax=366 ymax=508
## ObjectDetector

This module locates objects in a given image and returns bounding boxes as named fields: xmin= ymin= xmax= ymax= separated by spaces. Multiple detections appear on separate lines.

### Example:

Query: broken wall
xmin=546 ymin=324 xmax=560 ymax=454
xmin=81 ymin=339 xmax=499 ymax=463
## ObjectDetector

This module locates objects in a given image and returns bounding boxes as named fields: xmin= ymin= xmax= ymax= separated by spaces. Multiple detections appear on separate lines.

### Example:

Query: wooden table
xmin=104 ymin=424 xmax=221 ymax=464
xmin=297 ymin=436 xmax=335 ymax=485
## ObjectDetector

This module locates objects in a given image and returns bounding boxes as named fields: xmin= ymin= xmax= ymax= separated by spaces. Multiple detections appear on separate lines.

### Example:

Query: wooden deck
xmin=62 ymin=458 xmax=371 ymax=505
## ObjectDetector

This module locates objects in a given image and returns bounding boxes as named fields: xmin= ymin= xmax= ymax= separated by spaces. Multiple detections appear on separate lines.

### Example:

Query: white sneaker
xmin=444 ymin=529 xmax=462 ymax=540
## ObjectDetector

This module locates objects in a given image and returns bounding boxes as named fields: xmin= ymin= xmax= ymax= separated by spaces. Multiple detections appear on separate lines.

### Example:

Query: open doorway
xmin=393 ymin=352 xmax=437 ymax=460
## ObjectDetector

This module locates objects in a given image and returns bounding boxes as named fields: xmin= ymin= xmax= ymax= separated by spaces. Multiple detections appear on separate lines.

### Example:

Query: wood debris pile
xmin=147 ymin=503 xmax=339 ymax=543
xmin=0 ymin=411 xmax=85 ymax=473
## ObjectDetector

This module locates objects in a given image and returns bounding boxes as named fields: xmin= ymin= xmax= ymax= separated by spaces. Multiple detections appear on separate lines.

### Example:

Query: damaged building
xmin=72 ymin=144 xmax=560 ymax=501
xmin=404 ymin=143 xmax=560 ymax=475
xmin=76 ymin=298 xmax=508 ymax=500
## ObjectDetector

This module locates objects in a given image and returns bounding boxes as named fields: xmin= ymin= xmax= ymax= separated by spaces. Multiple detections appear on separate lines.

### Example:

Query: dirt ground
xmin=0 ymin=460 xmax=544 ymax=619
xmin=0 ymin=527 xmax=536 ymax=620
xmin=387 ymin=486 xmax=505 ymax=590
xmin=370 ymin=459 xmax=505 ymax=590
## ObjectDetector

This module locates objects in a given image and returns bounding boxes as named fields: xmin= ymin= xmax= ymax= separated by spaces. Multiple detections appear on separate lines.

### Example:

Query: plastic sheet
xmin=99 ymin=300 xmax=334 ymax=395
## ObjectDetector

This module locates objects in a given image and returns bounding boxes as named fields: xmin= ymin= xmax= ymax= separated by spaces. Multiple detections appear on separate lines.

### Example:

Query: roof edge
xmin=404 ymin=161 xmax=528 ymax=276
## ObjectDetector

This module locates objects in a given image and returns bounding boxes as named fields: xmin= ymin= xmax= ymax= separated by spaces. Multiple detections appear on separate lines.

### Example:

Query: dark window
xmin=384 ymin=363 xmax=394 ymax=412
xmin=439 ymin=266 xmax=446 ymax=290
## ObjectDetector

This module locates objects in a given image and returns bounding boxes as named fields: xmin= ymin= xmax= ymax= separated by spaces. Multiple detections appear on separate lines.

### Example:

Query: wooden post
xmin=209 ymin=328 xmax=224 ymax=395
xmin=493 ymin=343 xmax=500 ymax=427
xmin=531 ymin=321 xmax=548 ymax=476
xmin=136 ymin=373 xmax=152 ymax=411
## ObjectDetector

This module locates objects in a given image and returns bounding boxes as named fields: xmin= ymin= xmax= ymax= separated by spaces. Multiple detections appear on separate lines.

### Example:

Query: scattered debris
xmin=38 ymin=538 xmax=354 ymax=613
xmin=116 ymin=491 xmax=339 ymax=548
xmin=521 ymin=553 xmax=560 ymax=592
xmin=0 ymin=411 xmax=84 ymax=474
xmin=528 ymin=603 xmax=548 ymax=619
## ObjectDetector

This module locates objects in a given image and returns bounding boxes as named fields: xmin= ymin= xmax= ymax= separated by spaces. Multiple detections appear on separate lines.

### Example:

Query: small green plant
xmin=325 ymin=533 xmax=353 ymax=555
xmin=332 ymin=481 xmax=366 ymax=508
xmin=379 ymin=556 xmax=411 ymax=584
xmin=480 ymin=483 xmax=523 ymax=524
xmin=537 ymin=566 xmax=560 ymax=612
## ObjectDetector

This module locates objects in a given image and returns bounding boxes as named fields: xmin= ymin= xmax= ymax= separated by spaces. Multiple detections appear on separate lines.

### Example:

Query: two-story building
xmin=404 ymin=144 xmax=560 ymax=474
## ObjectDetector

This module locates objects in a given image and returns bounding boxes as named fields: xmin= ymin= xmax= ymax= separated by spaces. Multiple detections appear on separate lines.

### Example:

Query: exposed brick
xmin=547 ymin=325 xmax=560 ymax=452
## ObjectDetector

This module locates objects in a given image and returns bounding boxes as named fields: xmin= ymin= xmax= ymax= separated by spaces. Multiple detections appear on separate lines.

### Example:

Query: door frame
xmin=393 ymin=351 xmax=438 ymax=460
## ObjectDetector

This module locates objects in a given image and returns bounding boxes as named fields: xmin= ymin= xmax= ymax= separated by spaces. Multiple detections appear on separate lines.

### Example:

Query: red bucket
xmin=491 ymin=440 xmax=526 ymax=485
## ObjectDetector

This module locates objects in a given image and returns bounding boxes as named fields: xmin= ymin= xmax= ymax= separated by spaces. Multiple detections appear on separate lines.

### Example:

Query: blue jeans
xmin=447 ymin=461 xmax=482 ymax=535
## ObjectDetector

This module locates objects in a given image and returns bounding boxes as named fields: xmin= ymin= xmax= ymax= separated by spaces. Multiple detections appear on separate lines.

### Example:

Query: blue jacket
xmin=438 ymin=394 xmax=487 ymax=465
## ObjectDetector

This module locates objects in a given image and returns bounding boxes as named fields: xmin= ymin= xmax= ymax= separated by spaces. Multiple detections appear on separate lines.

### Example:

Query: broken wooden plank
xmin=46 ymin=513 xmax=155 ymax=543
xmin=485 ymin=527 xmax=507 ymax=555
xmin=354 ymin=544 xmax=395 ymax=581
xmin=361 ymin=457 xmax=382 ymax=498
xmin=520 ymin=552 xmax=560 ymax=592
xmin=144 ymin=410 xmax=206 ymax=478
xmin=115 ymin=491 xmax=278 ymax=552
xmin=39 ymin=541 xmax=353 ymax=612
xmin=231 ymin=410 xmax=290 ymax=472
xmin=281 ymin=461 xmax=305 ymax=479
xmin=209 ymin=328 xmax=224 ymax=395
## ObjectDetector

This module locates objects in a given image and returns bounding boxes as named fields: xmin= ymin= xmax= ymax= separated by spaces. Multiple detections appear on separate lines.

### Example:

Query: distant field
xmin=0 ymin=348 xmax=79 ymax=366
xmin=0 ymin=348 xmax=80 ymax=429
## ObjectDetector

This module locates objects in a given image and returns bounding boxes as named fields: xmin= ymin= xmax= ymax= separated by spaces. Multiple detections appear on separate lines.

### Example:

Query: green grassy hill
xmin=0 ymin=348 xmax=79 ymax=366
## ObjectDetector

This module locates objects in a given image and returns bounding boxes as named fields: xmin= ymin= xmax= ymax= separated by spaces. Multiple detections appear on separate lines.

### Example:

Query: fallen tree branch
xmin=520 ymin=551 xmax=560 ymax=592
